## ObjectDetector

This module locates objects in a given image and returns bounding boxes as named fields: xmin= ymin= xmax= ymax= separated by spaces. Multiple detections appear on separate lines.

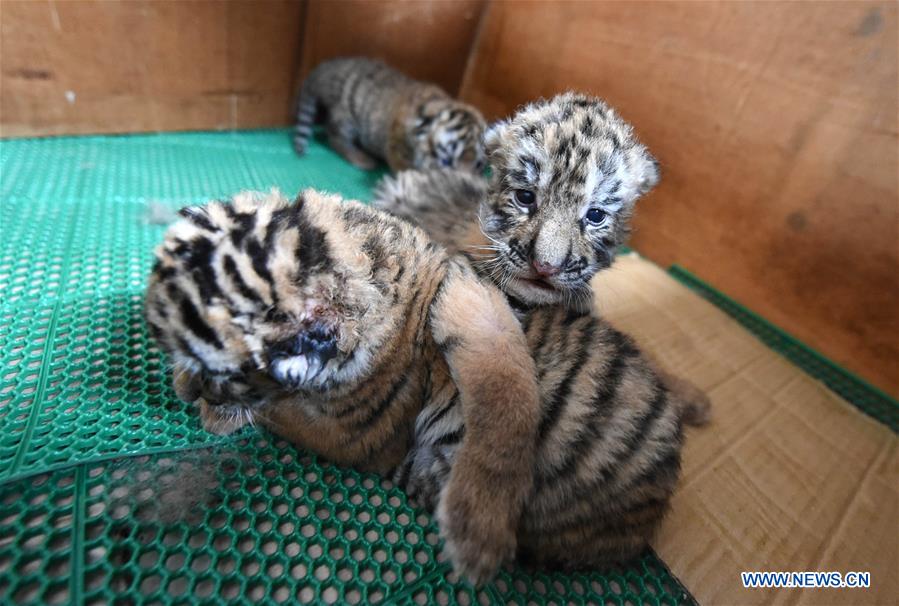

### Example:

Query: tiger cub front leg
xmin=172 ymin=367 xmax=252 ymax=435
xmin=428 ymin=259 xmax=540 ymax=584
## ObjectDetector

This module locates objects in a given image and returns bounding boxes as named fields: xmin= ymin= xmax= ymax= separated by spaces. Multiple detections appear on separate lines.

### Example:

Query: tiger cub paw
xmin=435 ymin=475 xmax=517 ymax=586
xmin=198 ymin=399 xmax=251 ymax=435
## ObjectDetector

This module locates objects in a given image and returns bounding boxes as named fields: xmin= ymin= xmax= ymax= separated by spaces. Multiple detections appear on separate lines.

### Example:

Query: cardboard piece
xmin=593 ymin=254 xmax=897 ymax=605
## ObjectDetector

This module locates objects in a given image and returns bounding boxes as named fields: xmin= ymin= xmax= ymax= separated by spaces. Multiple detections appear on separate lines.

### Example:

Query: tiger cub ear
xmin=483 ymin=119 xmax=511 ymax=160
xmin=633 ymin=148 xmax=661 ymax=196
xmin=411 ymin=98 xmax=445 ymax=136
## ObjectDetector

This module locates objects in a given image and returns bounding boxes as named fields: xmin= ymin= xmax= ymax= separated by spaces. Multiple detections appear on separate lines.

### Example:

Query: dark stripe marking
xmin=178 ymin=295 xmax=224 ymax=349
xmin=418 ymin=394 xmax=459 ymax=438
xmin=222 ymin=255 xmax=264 ymax=304
xmin=347 ymin=374 xmax=410 ymax=429
xmin=537 ymin=320 xmax=596 ymax=443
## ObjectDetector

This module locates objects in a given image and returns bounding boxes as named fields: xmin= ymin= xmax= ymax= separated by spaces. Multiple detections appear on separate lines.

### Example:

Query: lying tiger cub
xmin=293 ymin=57 xmax=485 ymax=173
xmin=145 ymin=188 xmax=538 ymax=582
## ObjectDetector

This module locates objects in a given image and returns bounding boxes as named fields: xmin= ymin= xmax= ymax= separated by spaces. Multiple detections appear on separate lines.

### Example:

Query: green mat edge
xmin=649 ymin=549 xmax=698 ymax=606
xmin=668 ymin=264 xmax=898 ymax=433
xmin=0 ymin=126 xmax=291 ymax=143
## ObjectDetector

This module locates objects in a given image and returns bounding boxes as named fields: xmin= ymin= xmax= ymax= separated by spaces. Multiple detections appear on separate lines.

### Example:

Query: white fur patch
xmin=271 ymin=355 xmax=315 ymax=385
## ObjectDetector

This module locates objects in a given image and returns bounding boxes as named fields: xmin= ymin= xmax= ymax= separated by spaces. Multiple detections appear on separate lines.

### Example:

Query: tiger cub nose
xmin=531 ymin=260 xmax=561 ymax=277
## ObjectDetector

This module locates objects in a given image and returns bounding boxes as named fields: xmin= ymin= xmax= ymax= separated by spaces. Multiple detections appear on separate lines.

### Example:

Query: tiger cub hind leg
xmin=426 ymin=258 xmax=541 ymax=584
xmin=326 ymin=121 xmax=378 ymax=170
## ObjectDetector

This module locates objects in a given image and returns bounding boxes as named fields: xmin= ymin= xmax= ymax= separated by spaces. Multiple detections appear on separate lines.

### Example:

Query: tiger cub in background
xmin=145 ymin=189 xmax=540 ymax=583
xmin=292 ymin=57 xmax=486 ymax=173
xmin=376 ymin=93 xmax=710 ymax=569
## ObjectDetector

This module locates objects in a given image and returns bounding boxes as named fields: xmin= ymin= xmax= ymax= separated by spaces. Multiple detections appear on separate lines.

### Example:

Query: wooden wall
xmin=298 ymin=0 xmax=486 ymax=96
xmin=0 ymin=0 xmax=485 ymax=137
xmin=0 ymin=0 xmax=305 ymax=136
xmin=461 ymin=1 xmax=898 ymax=396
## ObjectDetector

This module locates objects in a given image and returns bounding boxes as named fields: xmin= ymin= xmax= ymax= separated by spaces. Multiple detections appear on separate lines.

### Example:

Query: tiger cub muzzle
xmin=499 ymin=235 xmax=598 ymax=302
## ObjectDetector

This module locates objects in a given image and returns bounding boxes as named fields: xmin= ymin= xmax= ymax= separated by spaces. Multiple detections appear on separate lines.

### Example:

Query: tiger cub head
xmin=145 ymin=189 xmax=442 ymax=417
xmin=407 ymin=96 xmax=486 ymax=172
xmin=480 ymin=92 xmax=660 ymax=308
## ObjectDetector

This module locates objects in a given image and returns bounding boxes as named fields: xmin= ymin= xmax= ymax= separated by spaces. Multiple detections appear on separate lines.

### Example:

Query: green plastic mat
xmin=0 ymin=130 xmax=695 ymax=605
xmin=669 ymin=266 xmax=899 ymax=433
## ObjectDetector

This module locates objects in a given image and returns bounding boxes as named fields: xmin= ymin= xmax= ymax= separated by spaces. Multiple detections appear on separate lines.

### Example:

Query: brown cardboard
xmin=593 ymin=254 xmax=897 ymax=606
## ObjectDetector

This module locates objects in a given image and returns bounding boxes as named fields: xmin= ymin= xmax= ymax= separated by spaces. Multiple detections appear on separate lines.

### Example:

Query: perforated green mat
xmin=0 ymin=130 xmax=695 ymax=605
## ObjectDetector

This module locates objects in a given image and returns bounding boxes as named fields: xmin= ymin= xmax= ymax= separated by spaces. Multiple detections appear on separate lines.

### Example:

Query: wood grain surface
xmin=297 ymin=0 xmax=486 ymax=96
xmin=0 ymin=0 xmax=305 ymax=136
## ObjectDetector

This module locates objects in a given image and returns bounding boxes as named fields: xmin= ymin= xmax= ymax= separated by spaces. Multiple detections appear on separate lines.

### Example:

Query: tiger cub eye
xmin=585 ymin=208 xmax=607 ymax=224
xmin=514 ymin=189 xmax=536 ymax=208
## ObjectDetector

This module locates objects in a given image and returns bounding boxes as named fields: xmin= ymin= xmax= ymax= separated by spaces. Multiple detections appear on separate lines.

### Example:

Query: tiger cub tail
xmin=292 ymin=74 xmax=321 ymax=155
xmin=662 ymin=371 xmax=712 ymax=427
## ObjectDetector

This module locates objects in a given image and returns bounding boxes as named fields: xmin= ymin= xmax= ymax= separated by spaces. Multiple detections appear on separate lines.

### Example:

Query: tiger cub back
xmin=293 ymin=57 xmax=485 ymax=172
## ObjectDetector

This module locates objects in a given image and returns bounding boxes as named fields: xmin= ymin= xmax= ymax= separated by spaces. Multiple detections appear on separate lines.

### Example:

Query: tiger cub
xmin=292 ymin=57 xmax=486 ymax=172
xmin=375 ymin=93 xmax=710 ymax=569
xmin=144 ymin=188 xmax=540 ymax=583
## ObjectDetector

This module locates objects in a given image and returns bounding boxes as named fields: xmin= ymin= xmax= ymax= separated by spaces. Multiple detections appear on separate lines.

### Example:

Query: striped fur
xmin=144 ymin=189 xmax=539 ymax=583
xmin=293 ymin=57 xmax=485 ymax=172
xmin=407 ymin=307 xmax=689 ymax=569
xmin=374 ymin=94 xmax=711 ymax=570
xmin=376 ymin=92 xmax=660 ymax=309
